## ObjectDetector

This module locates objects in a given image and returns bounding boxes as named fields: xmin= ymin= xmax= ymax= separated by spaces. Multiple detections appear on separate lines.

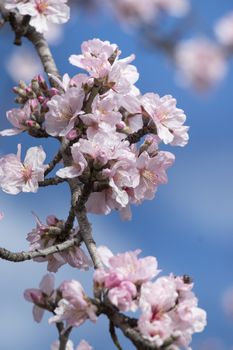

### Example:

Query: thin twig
xmin=109 ymin=321 xmax=123 ymax=350
xmin=44 ymin=150 xmax=62 ymax=176
xmin=126 ymin=126 xmax=152 ymax=144
xmin=0 ymin=237 xmax=81 ymax=262
xmin=39 ymin=176 xmax=66 ymax=187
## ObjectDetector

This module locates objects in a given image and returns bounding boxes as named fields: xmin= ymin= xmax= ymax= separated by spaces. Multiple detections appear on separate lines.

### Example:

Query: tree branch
xmin=56 ymin=323 xmax=72 ymax=350
xmin=39 ymin=176 xmax=66 ymax=187
xmin=44 ymin=150 xmax=62 ymax=177
xmin=75 ymin=207 xmax=102 ymax=269
xmin=95 ymin=300 xmax=162 ymax=350
xmin=109 ymin=321 xmax=123 ymax=350
xmin=126 ymin=126 xmax=152 ymax=144
xmin=0 ymin=236 xmax=81 ymax=262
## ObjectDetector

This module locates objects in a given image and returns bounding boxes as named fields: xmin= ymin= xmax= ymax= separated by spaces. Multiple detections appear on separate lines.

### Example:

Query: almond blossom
xmin=69 ymin=39 xmax=119 ymax=79
xmin=141 ymin=93 xmax=189 ymax=146
xmin=0 ymin=144 xmax=47 ymax=194
xmin=49 ymin=280 xmax=97 ymax=328
xmin=27 ymin=213 xmax=92 ymax=272
xmin=138 ymin=275 xmax=207 ymax=348
xmin=4 ymin=0 xmax=70 ymax=33
xmin=0 ymin=99 xmax=38 ymax=136
xmin=45 ymin=87 xmax=85 ymax=137
xmin=175 ymin=38 xmax=227 ymax=90
xmin=69 ymin=39 xmax=139 ymax=95
xmin=24 ymin=273 xmax=55 ymax=322
xmin=94 ymin=247 xmax=159 ymax=311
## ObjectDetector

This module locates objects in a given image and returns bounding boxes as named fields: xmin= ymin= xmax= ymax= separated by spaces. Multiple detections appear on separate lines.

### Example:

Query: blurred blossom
xmin=174 ymin=38 xmax=227 ymax=90
xmin=222 ymin=286 xmax=233 ymax=318
xmin=215 ymin=12 xmax=233 ymax=47
xmin=154 ymin=0 xmax=190 ymax=17
xmin=44 ymin=23 xmax=64 ymax=46
xmin=105 ymin=0 xmax=189 ymax=27
xmin=6 ymin=49 xmax=42 ymax=82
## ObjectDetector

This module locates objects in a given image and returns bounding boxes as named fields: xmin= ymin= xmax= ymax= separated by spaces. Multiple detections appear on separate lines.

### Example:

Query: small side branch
xmin=109 ymin=321 xmax=123 ymax=350
xmin=56 ymin=323 xmax=72 ymax=350
xmin=44 ymin=150 xmax=62 ymax=176
xmin=96 ymin=301 xmax=159 ymax=350
xmin=39 ymin=176 xmax=66 ymax=187
xmin=75 ymin=208 xmax=102 ymax=269
xmin=126 ymin=126 xmax=152 ymax=145
xmin=0 ymin=237 xmax=81 ymax=262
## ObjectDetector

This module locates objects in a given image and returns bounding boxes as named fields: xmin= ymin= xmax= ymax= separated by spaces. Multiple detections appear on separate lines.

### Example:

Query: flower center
xmin=36 ymin=0 xmax=48 ymax=13
xmin=22 ymin=165 xmax=33 ymax=182
xmin=142 ymin=169 xmax=157 ymax=184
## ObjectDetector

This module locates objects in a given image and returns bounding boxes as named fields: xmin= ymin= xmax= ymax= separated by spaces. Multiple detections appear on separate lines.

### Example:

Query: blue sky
xmin=1 ymin=0 xmax=233 ymax=349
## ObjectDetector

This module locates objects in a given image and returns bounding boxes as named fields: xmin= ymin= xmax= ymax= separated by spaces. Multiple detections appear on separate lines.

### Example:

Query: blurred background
xmin=1 ymin=0 xmax=233 ymax=349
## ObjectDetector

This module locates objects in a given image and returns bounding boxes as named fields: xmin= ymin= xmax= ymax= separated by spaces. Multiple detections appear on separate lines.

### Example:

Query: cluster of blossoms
xmin=27 ymin=213 xmax=91 ymax=272
xmin=0 ymin=38 xmax=189 ymax=220
xmin=25 ymin=249 xmax=206 ymax=349
xmin=104 ymin=0 xmax=190 ymax=26
xmin=4 ymin=0 xmax=70 ymax=33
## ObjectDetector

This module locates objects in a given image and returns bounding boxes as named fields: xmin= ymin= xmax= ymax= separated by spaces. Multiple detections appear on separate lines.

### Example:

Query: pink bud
xmin=66 ymin=129 xmax=78 ymax=140
xmin=116 ymin=121 xmax=126 ymax=130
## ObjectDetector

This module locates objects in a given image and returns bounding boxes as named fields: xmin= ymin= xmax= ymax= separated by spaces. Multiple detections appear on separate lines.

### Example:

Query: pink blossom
xmin=0 ymin=144 xmax=47 ymax=194
xmin=69 ymin=39 xmax=119 ymax=79
xmin=0 ymin=212 xmax=4 ymax=220
xmin=138 ymin=275 xmax=207 ymax=348
xmin=0 ymin=99 xmax=38 ymax=136
xmin=94 ymin=248 xmax=159 ymax=312
xmin=56 ymin=143 xmax=88 ymax=179
xmin=108 ymin=54 xmax=139 ymax=94
xmin=69 ymin=39 xmax=139 ymax=94
xmin=141 ymin=93 xmax=189 ymax=146
xmin=49 ymin=280 xmax=97 ymax=328
xmin=108 ymin=280 xmax=138 ymax=311
xmin=132 ymin=150 xmax=175 ymax=203
xmin=138 ymin=311 xmax=173 ymax=347
xmin=5 ymin=0 xmax=70 ymax=34
xmin=24 ymin=273 xmax=55 ymax=322
xmin=27 ymin=213 xmax=92 ymax=272
xmin=45 ymin=87 xmax=85 ymax=137
xmin=175 ymin=38 xmax=227 ymax=90
xmin=80 ymin=95 xmax=122 ymax=136
xmin=215 ymin=12 xmax=233 ymax=47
